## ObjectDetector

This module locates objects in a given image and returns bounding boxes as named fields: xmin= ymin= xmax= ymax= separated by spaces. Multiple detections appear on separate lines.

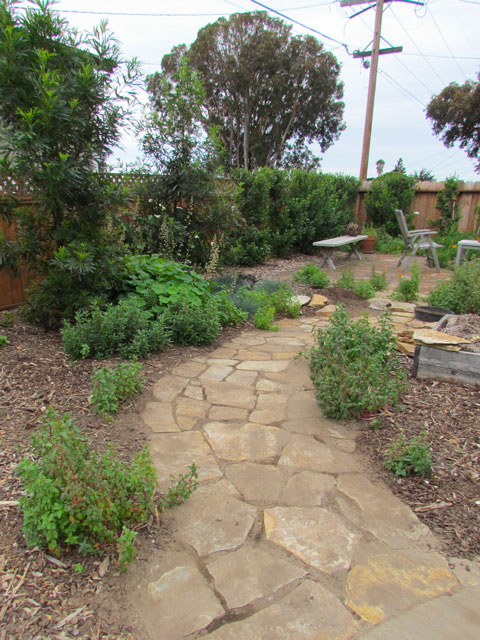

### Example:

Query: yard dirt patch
xmin=1 ymin=254 xmax=479 ymax=638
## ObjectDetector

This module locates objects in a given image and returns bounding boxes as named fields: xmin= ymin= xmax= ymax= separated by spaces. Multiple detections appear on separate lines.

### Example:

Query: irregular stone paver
xmin=237 ymin=360 xmax=289 ymax=372
xmin=292 ymin=294 xmax=311 ymax=306
xmin=202 ymin=380 xmax=256 ymax=409
xmin=336 ymin=474 xmax=434 ymax=549
xmin=281 ymin=471 xmax=336 ymax=507
xmin=256 ymin=378 xmax=282 ymax=392
xmin=176 ymin=415 xmax=197 ymax=430
xmin=360 ymin=585 xmax=480 ymax=640
xmin=175 ymin=397 xmax=210 ymax=419
xmin=265 ymin=336 xmax=306 ymax=346
xmin=225 ymin=462 xmax=284 ymax=503
xmin=200 ymin=365 xmax=235 ymax=381
xmin=152 ymin=375 xmax=188 ymax=402
xmin=196 ymin=478 xmax=240 ymax=497
xmin=209 ymin=347 xmax=238 ymax=359
xmin=172 ymin=494 xmax=256 ymax=556
xmin=272 ymin=351 xmax=298 ymax=360
xmin=225 ymin=370 xmax=257 ymax=385
xmin=208 ymin=405 xmax=249 ymax=421
xmin=345 ymin=551 xmax=458 ymax=625
xmin=286 ymin=390 xmax=322 ymax=419
xmin=146 ymin=564 xmax=224 ymax=640
xmin=205 ymin=580 xmax=358 ymax=640
xmin=150 ymin=432 xmax=222 ymax=490
xmin=310 ymin=294 xmax=329 ymax=307
xmin=282 ymin=417 xmax=325 ymax=436
xmin=172 ymin=361 xmax=207 ymax=378
xmin=183 ymin=383 xmax=204 ymax=400
xmin=207 ymin=358 xmax=238 ymax=366
xmin=264 ymin=507 xmax=360 ymax=574
xmin=279 ymin=434 xmax=361 ymax=474
xmin=204 ymin=422 xmax=288 ymax=463
xmin=250 ymin=392 xmax=288 ymax=424
xmin=231 ymin=335 xmax=266 ymax=346
xmin=142 ymin=402 xmax=179 ymax=433
xmin=207 ymin=546 xmax=306 ymax=610
xmin=236 ymin=349 xmax=272 ymax=361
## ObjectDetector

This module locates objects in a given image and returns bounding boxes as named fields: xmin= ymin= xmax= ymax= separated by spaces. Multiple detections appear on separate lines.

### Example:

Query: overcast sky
xmin=52 ymin=0 xmax=479 ymax=181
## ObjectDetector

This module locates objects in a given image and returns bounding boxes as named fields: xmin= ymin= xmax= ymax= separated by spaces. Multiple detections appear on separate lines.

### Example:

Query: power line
xmin=426 ymin=5 xmax=468 ymax=80
xmin=379 ymin=69 xmax=426 ymax=107
xmin=249 ymin=0 xmax=351 ymax=52
xmin=403 ymin=52 xmax=480 ymax=60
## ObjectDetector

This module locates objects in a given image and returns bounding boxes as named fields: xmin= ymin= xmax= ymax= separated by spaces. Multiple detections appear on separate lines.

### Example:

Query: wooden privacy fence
xmin=1 ymin=177 xmax=480 ymax=309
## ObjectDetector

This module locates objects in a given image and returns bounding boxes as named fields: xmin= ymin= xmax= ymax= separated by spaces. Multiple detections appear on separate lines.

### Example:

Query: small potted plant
xmin=360 ymin=224 xmax=377 ymax=253
xmin=344 ymin=221 xmax=361 ymax=236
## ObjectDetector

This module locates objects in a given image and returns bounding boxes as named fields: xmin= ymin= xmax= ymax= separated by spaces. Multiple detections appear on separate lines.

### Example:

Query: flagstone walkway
xmin=130 ymin=290 xmax=480 ymax=639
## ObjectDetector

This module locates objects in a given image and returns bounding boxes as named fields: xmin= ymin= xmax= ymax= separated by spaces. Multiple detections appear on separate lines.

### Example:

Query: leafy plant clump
xmin=353 ymin=281 xmax=375 ymax=299
xmin=0 ymin=311 xmax=14 ymax=328
xmin=0 ymin=334 xmax=9 ymax=347
xmin=214 ymin=289 xmax=249 ymax=327
xmin=308 ymin=305 xmax=406 ymax=419
xmin=336 ymin=269 xmax=355 ymax=290
xmin=293 ymin=264 xmax=329 ymax=288
xmin=231 ymin=279 xmax=300 ymax=328
xmin=16 ymin=409 xmax=156 ymax=561
xmin=392 ymin=263 xmax=421 ymax=302
xmin=253 ymin=306 xmax=278 ymax=331
xmin=369 ymin=268 xmax=388 ymax=292
xmin=163 ymin=297 xmax=221 ymax=345
xmin=365 ymin=171 xmax=416 ymax=236
xmin=427 ymin=260 xmax=480 ymax=314
xmin=62 ymin=298 xmax=170 ymax=360
xmin=384 ymin=435 xmax=432 ymax=477
xmin=91 ymin=363 xmax=144 ymax=418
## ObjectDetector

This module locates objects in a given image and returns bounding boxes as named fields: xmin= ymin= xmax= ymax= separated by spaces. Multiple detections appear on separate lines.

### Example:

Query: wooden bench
xmin=312 ymin=235 xmax=367 ymax=270
xmin=455 ymin=239 xmax=480 ymax=265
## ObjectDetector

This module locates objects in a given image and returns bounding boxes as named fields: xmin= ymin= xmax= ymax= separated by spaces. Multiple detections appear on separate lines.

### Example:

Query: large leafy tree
xmin=426 ymin=72 xmax=480 ymax=173
xmin=147 ymin=11 xmax=345 ymax=171
xmin=0 ymin=0 xmax=141 ymax=327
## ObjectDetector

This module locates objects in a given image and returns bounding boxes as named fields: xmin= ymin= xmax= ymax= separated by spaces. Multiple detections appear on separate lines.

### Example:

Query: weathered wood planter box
xmin=412 ymin=314 xmax=480 ymax=385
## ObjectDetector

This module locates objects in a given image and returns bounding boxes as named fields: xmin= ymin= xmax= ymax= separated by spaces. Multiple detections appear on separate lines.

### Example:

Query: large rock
xmin=264 ymin=507 xmax=359 ymax=574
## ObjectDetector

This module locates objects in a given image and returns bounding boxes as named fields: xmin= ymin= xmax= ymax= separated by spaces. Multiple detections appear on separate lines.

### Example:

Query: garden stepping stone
xmin=200 ymin=365 xmax=235 ymax=381
xmin=249 ymin=392 xmax=288 ymax=424
xmin=172 ymin=361 xmax=207 ymax=378
xmin=183 ymin=383 xmax=204 ymax=400
xmin=152 ymin=375 xmax=188 ymax=402
xmin=236 ymin=349 xmax=272 ymax=360
xmin=149 ymin=432 xmax=222 ymax=491
xmin=172 ymin=493 xmax=256 ymax=556
xmin=336 ymin=474 xmax=434 ymax=549
xmin=195 ymin=479 xmax=240 ymax=497
xmin=146 ymin=561 xmax=224 ymax=640
xmin=280 ymin=471 xmax=336 ymax=507
xmin=279 ymin=434 xmax=361 ymax=474
xmin=206 ymin=546 xmax=306 ymax=610
xmin=202 ymin=380 xmax=256 ymax=409
xmin=225 ymin=462 xmax=285 ymax=503
xmin=316 ymin=304 xmax=338 ymax=317
xmin=175 ymin=397 xmax=210 ymax=419
xmin=231 ymin=334 xmax=267 ymax=346
xmin=286 ymin=390 xmax=322 ymax=420
xmin=142 ymin=402 xmax=179 ymax=433
xmin=225 ymin=370 xmax=258 ymax=385
xmin=265 ymin=336 xmax=307 ymax=346
xmin=345 ymin=551 xmax=458 ymax=625
xmin=208 ymin=405 xmax=249 ymax=421
xmin=203 ymin=422 xmax=288 ymax=463
xmin=209 ymin=347 xmax=238 ymax=359
xmin=264 ymin=507 xmax=360 ymax=574
xmin=237 ymin=360 xmax=290 ymax=372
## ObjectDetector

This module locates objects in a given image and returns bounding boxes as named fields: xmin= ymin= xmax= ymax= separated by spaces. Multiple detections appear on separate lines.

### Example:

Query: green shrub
xmin=214 ymin=290 xmax=249 ymax=327
xmin=369 ymin=268 xmax=388 ymax=292
xmin=293 ymin=264 xmax=329 ymax=288
xmin=62 ymin=299 xmax=170 ymax=360
xmin=392 ymin=263 xmax=420 ymax=302
xmin=164 ymin=297 xmax=221 ymax=345
xmin=0 ymin=311 xmax=14 ymax=328
xmin=374 ymin=229 xmax=404 ymax=255
xmin=353 ymin=281 xmax=375 ymax=299
xmin=336 ymin=269 xmax=355 ymax=290
xmin=434 ymin=230 xmax=476 ymax=268
xmin=384 ymin=435 xmax=432 ymax=477
xmin=365 ymin=171 xmax=416 ymax=236
xmin=0 ymin=335 xmax=9 ymax=347
xmin=308 ymin=305 xmax=406 ymax=419
xmin=427 ymin=260 xmax=480 ymax=313
xmin=231 ymin=280 xmax=300 ymax=319
xmin=222 ymin=226 xmax=271 ymax=266
xmin=16 ymin=409 xmax=156 ymax=558
xmin=91 ymin=363 xmax=144 ymax=418
xmin=253 ymin=306 xmax=278 ymax=331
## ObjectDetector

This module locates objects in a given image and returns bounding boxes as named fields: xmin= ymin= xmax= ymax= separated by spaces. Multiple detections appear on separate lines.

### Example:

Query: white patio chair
xmin=395 ymin=209 xmax=442 ymax=273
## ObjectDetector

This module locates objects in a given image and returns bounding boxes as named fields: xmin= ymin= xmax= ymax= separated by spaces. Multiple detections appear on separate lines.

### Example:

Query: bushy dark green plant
xmin=231 ymin=280 xmax=299 ymax=319
xmin=293 ymin=264 xmax=329 ymax=288
xmin=433 ymin=176 xmax=460 ymax=234
xmin=164 ymin=297 xmax=221 ymax=345
xmin=62 ymin=299 xmax=170 ymax=360
xmin=16 ymin=409 xmax=156 ymax=557
xmin=308 ymin=305 xmax=406 ymax=419
xmin=353 ymin=280 xmax=375 ymax=299
xmin=91 ymin=363 xmax=144 ymax=418
xmin=214 ymin=289 xmax=249 ymax=327
xmin=222 ymin=226 xmax=271 ymax=266
xmin=384 ymin=435 xmax=432 ymax=477
xmin=336 ymin=270 xmax=355 ymax=290
xmin=427 ymin=260 xmax=480 ymax=313
xmin=365 ymin=171 xmax=416 ymax=236
xmin=253 ymin=306 xmax=278 ymax=331
xmin=374 ymin=228 xmax=404 ymax=254
xmin=124 ymin=255 xmax=212 ymax=315
xmin=393 ymin=263 xmax=420 ymax=302
xmin=369 ymin=268 xmax=388 ymax=291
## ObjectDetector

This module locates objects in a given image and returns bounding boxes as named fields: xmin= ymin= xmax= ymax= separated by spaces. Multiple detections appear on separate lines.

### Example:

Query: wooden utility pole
xmin=359 ymin=0 xmax=384 ymax=181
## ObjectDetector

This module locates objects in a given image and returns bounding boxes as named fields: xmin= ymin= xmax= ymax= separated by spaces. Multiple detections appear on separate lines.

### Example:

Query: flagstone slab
xmin=336 ymin=474 xmax=434 ymax=549
xmin=202 ymin=380 xmax=256 ymax=409
xmin=175 ymin=397 xmax=210 ymax=419
xmin=142 ymin=402 xmax=179 ymax=433
xmin=209 ymin=347 xmax=238 ymax=359
xmin=196 ymin=479 xmax=240 ymax=497
xmin=204 ymin=422 xmax=288 ymax=463
xmin=232 ymin=335 xmax=267 ymax=346
xmin=250 ymin=393 xmax=288 ymax=425
xmin=236 ymin=349 xmax=273 ymax=361
xmin=150 ymin=432 xmax=222 ymax=491
xmin=207 ymin=546 xmax=306 ymax=610
xmin=146 ymin=563 xmax=224 ymax=640
xmin=345 ymin=551 xmax=458 ymax=625
xmin=208 ymin=405 xmax=249 ymax=421
xmin=200 ymin=365 xmax=235 ymax=381
xmin=176 ymin=415 xmax=197 ymax=430
xmin=225 ymin=462 xmax=285 ymax=503
xmin=152 ymin=375 xmax=188 ymax=402
xmin=272 ymin=351 xmax=298 ymax=360
xmin=237 ymin=360 xmax=289 ymax=372
xmin=316 ymin=304 xmax=338 ymax=318
xmin=205 ymin=580 xmax=358 ymax=640
xmin=279 ymin=435 xmax=361 ymax=474
xmin=264 ymin=507 xmax=359 ymax=574
xmin=281 ymin=471 xmax=336 ymax=507
xmin=292 ymin=294 xmax=311 ymax=306
xmin=172 ymin=361 xmax=207 ymax=378
xmin=389 ymin=301 xmax=416 ymax=313
xmin=286 ymin=390 xmax=322 ymax=420
xmin=282 ymin=417 xmax=327 ymax=436
xmin=256 ymin=378 xmax=282 ymax=392
xmin=265 ymin=336 xmax=307 ymax=346
xmin=207 ymin=358 xmax=238 ymax=366
xmin=225 ymin=370 xmax=258 ymax=385
xmin=183 ymin=383 xmax=204 ymax=400
xmin=172 ymin=493 xmax=257 ymax=556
